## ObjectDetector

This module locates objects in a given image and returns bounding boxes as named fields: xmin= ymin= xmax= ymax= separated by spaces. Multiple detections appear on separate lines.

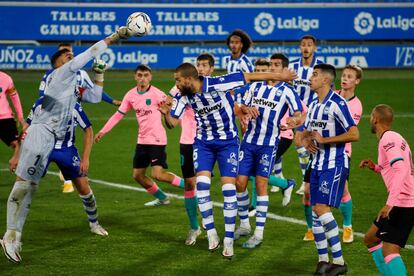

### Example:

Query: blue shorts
xmin=193 ymin=137 xmax=239 ymax=177
xmin=238 ymin=142 xmax=277 ymax=178
xmin=45 ymin=146 xmax=84 ymax=180
xmin=310 ymin=166 xmax=348 ymax=208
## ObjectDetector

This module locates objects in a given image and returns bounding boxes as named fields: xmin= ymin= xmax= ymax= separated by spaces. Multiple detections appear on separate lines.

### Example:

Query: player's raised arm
xmin=243 ymin=68 xmax=297 ymax=83
xmin=56 ymin=27 xmax=132 ymax=81
xmin=94 ymin=94 xmax=132 ymax=143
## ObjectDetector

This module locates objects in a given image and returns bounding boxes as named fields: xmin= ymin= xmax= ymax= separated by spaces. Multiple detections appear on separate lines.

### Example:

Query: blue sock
xmin=368 ymin=244 xmax=388 ymax=275
xmin=339 ymin=198 xmax=353 ymax=227
xmin=269 ymin=175 xmax=288 ymax=189
xmin=222 ymin=183 xmax=237 ymax=244
xmin=255 ymin=195 xmax=269 ymax=239
xmin=80 ymin=192 xmax=98 ymax=223
xmin=237 ymin=190 xmax=250 ymax=228
xmin=385 ymin=254 xmax=406 ymax=276
xmin=196 ymin=176 xmax=215 ymax=232
xmin=320 ymin=212 xmax=344 ymax=265
xmin=312 ymin=212 xmax=329 ymax=262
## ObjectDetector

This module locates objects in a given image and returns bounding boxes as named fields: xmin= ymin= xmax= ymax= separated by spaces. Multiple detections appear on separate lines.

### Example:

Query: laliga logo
xmin=354 ymin=12 xmax=375 ymax=35
xmin=98 ymin=48 xmax=115 ymax=68
xmin=254 ymin=12 xmax=276 ymax=36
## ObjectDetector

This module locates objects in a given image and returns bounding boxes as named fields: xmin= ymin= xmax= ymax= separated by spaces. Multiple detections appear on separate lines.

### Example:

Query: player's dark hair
xmin=57 ymin=42 xmax=72 ymax=51
xmin=270 ymin=53 xmax=289 ymax=68
xmin=314 ymin=63 xmax=336 ymax=81
xmin=344 ymin=64 xmax=363 ymax=80
xmin=197 ymin=53 xmax=215 ymax=67
xmin=51 ymin=48 xmax=71 ymax=68
xmin=226 ymin=29 xmax=253 ymax=54
xmin=175 ymin=63 xmax=199 ymax=79
xmin=135 ymin=64 xmax=152 ymax=73
xmin=300 ymin=35 xmax=317 ymax=45
xmin=373 ymin=104 xmax=394 ymax=125
xmin=254 ymin=58 xmax=270 ymax=67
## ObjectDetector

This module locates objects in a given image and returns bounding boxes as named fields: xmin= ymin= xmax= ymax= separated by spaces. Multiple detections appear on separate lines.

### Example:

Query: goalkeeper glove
xmin=93 ymin=59 xmax=107 ymax=82
xmin=106 ymin=26 xmax=132 ymax=43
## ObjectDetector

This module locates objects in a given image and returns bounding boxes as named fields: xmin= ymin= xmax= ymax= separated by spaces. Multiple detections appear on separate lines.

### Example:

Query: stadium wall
xmin=0 ymin=2 xmax=413 ymax=69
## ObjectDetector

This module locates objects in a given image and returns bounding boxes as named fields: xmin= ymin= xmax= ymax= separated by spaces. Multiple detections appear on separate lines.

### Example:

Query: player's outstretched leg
xmin=133 ymin=169 xmax=170 ymax=206
xmin=144 ymin=183 xmax=170 ymax=206
xmin=196 ymin=175 xmax=219 ymax=251
xmin=151 ymin=166 xmax=184 ymax=189
xmin=222 ymin=183 xmax=237 ymax=259
xmin=2 ymin=180 xmax=38 ymax=264
xmin=73 ymin=177 xmax=108 ymax=236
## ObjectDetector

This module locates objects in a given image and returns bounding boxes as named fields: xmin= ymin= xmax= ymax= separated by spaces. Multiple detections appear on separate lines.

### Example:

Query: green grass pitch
xmin=0 ymin=69 xmax=413 ymax=275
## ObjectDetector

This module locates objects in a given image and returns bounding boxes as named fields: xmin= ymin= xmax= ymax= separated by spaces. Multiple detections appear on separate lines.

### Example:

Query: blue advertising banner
xmin=1 ymin=44 xmax=413 ymax=70
xmin=0 ymin=3 xmax=414 ymax=41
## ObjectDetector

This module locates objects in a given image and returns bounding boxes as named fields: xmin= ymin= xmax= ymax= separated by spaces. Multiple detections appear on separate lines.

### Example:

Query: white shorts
xmin=16 ymin=124 xmax=55 ymax=184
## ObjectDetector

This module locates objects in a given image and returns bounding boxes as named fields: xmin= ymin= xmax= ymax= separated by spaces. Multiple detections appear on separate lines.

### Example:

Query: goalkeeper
xmin=1 ymin=27 xmax=133 ymax=264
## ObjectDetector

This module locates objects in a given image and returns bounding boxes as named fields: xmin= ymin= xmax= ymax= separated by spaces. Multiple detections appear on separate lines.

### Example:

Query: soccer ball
xmin=126 ymin=12 xmax=152 ymax=37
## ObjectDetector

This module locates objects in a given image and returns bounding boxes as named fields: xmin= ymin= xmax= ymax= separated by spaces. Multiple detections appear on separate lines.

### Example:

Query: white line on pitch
xmin=2 ymin=168 xmax=411 ymax=250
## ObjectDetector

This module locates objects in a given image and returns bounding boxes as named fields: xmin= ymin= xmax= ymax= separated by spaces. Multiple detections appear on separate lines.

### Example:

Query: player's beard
xmin=370 ymin=123 xmax=376 ymax=134
xmin=180 ymin=85 xmax=194 ymax=96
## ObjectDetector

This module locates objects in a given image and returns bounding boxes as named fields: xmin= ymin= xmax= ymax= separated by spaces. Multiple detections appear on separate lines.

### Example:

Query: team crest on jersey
xmin=227 ymin=152 xmax=238 ymax=166
xmin=172 ymin=98 xmax=178 ymax=110
xmin=340 ymin=101 xmax=346 ymax=106
xmin=72 ymin=156 xmax=80 ymax=167
xmin=276 ymin=89 xmax=282 ymax=97
xmin=319 ymin=180 xmax=330 ymax=195
xmin=211 ymin=91 xmax=218 ymax=98
xmin=259 ymin=154 xmax=270 ymax=166
xmin=323 ymin=107 xmax=330 ymax=115
xmin=146 ymin=99 xmax=151 ymax=106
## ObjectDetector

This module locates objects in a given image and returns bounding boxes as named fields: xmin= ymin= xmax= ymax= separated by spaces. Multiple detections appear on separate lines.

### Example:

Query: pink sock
xmin=146 ymin=183 xmax=159 ymax=195
xmin=171 ymin=174 xmax=182 ymax=187
xmin=368 ymin=243 xmax=383 ymax=253
xmin=341 ymin=193 xmax=352 ymax=203
xmin=184 ymin=190 xmax=196 ymax=198
xmin=384 ymin=253 xmax=400 ymax=264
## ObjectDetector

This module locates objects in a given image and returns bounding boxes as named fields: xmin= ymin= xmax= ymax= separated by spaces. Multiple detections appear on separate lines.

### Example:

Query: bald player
xmin=362 ymin=104 xmax=414 ymax=276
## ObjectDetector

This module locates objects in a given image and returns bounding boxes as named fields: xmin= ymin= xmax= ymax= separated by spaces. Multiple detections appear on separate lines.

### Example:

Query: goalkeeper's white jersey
xmin=30 ymin=40 xmax=106 ymax=139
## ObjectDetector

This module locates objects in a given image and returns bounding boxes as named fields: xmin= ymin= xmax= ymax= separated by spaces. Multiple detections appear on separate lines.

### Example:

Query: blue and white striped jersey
xmin=242 ymin=81 xmax=302 ymax=146
xmin=289 ymin=56 xmax=324 ymax=107
xmin=224 ymin=53 xmax=254 ymax=74
xmin=55 ymin=102 xmax=91 ymax=149
xmin=304 ymin=90 xmax=356 ymax=171
xmin=27 ymin=100 xmax=91 ymax=149
xmin=170 ymin=72 xmax=246 ymax=141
